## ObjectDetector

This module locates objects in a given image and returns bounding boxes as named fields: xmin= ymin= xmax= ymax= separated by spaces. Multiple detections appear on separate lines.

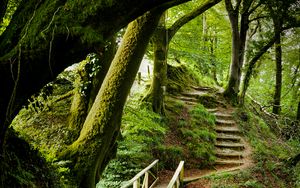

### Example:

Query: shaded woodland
xmin=0 ymin=0 xmax=299 ymax=187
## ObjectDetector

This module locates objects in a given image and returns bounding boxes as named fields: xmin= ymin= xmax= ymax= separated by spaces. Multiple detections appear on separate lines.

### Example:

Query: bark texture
xmin=60 ymin=11 xmax=163 ymax=188
xmin=223 ymin=0 xmax=256 ymax=103
xmin=0 ymin=0 xmax=190 ymax=154
xmin=146 ymin=14 xmax=168 ymax=115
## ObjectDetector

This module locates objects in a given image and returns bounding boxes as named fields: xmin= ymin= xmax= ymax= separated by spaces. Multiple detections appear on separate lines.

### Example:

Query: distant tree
xmin=239 ymin=0 xmax=300 ymax=107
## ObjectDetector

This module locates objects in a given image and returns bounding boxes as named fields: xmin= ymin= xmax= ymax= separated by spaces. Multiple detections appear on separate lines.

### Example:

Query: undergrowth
xmin=159 ymin=98 xmax=216 ymax=169
xmin=97 ymin=97 xmax=166 ymax=187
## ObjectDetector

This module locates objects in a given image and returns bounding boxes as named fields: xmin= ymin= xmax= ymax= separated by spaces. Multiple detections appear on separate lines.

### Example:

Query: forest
xmin=0 ymin=0 xmax=299 ymax=187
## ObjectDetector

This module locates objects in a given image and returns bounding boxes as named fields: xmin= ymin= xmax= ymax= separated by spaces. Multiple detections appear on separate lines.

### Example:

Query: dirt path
xmin=153 ymin=87 xmax=253 ymax=188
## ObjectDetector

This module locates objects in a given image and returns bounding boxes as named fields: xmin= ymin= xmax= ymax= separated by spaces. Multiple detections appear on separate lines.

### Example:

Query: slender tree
xmin=145 ymin=0 xmax=221 ymax=114
xmin=223 ymin=0 xmax=261 ymax=103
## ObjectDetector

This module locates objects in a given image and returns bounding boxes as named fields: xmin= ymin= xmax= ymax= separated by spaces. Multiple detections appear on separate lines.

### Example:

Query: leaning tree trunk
xmin=68 ymin=37 xmax=116 ymax=140
xmin=145 ymin=13 xmax=167 ymax=115
xmin=0 ymin=0 xmax=189 ymax=155
xmin=239 ymin=35 xmax=277 ymax=105
xmin=59 ymin=10 xmax=163 ymax=188
xmin=273 ymin=34 xmax=282 ymax=114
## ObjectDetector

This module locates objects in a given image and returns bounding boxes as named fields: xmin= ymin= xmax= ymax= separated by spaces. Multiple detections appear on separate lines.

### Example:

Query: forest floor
xmin=153 ymin=86 xmax=254 ymax=188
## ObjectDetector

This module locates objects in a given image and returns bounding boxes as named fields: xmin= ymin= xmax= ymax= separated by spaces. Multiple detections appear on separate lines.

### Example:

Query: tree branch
xmin=168 ymin=0 xmax=222 ymax=41
xmin=248 ymin=1 xmax=262 ymax=15
xmin=249 ymin=15 xmax=268 ymax=22
xmin=225 ymin=0 xmax=234 ymax=12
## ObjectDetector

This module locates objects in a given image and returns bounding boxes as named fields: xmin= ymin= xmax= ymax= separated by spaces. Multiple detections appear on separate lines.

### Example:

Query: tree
xmin=239 ymin=0 xmax=300 ymax=107
xmin=0 ymin=0 xmax=192 ymax=155
xmin=223 ymin=0 xmax=262 ymax=103
xmin=145 ymin=0 xmax=221 ymax=114
xmin=59 ymin=10 xmax=164 ymax=187
xmin=68 ymin=38 xmax=116 ymax=139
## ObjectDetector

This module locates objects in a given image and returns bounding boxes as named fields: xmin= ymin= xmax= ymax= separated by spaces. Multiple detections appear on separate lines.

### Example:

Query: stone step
xmin=207 ymin=108 xmax=218 ymax=113
xmin=215 ymin=142 xmax=245 ymax=150
xmin=216 ymin=150 xmax=244 ymax=159
xmin=176 ymin=96 xmax=198 ymax=103
xmin=215 ymin=159 xmax=244 ymax=166
xmin=215 ymin=126 xmax=241 ymax=134
xmin=214 ymin=112 xmax=233 ymax=120
xmin=216 ymin=134 xmax=241 ymax=142
xmin=216 ymin=119 xmax=235 ymax=125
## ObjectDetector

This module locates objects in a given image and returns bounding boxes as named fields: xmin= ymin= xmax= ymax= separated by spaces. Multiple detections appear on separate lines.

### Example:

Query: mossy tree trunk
xmin=0 ymin=0 xmax=190 ymax=155
xmin=145 ymin=13 xmax=168 ymax=115
xmin=145 ymin=0 xmax=221 ymax=114
xmin=60 ymin=11 xmax=163 ymax=188
xmin=68 ymin=37 xmax=116 ymax=139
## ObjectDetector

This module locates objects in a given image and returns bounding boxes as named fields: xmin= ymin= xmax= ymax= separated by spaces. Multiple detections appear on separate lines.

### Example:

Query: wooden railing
xmin=121 ymin=160 xmax=159 ymax=188
xmin=167 ymin=161 xmax=184 ymax=188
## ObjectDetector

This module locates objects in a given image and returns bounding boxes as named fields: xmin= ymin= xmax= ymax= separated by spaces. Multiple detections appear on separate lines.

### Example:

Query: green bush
xmin=98 ymin=100 xmax=166 ymax=187
xmin=153 ymin=145 xmax=184 ymax=170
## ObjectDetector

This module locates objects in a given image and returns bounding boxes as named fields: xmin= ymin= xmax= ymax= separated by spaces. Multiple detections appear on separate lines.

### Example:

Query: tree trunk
xmin=145 ymin=14 xmax=167 ymax=115
xmin=144 ymin=0 xmax=221 ymax=114
xmin=273 ymin=34 xmax=282 ymax=114
xmin=0 ymin=0 xmax=189 ymax=154
xmin=87 ymin=38 xmax=117 ymax=112
xmin=68 ymin=60 xmax=91 ymax=138
xmin=68 ymin=37 xmax=116 ymax=140
xmin=223 ymin=0 xmax=253 ymax=104
xmin=223 ymin=0 xmax=240 ymax=103
xmin=297 ymin=101 xmax=300 ymax=121
xmin=60 ymin=11 xmax=163 ymax=188
xmin=240 ymin=35 xmax=277 ymax=105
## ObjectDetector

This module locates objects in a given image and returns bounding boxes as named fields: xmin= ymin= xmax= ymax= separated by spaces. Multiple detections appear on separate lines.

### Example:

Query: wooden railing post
xmin=167 ymin=161 xmax=185 ymax=188
xmin=133 ymin=178 xmax=139 ymax=188
xmin=121 ymin=160 xmax=159 ymax=188
xmin=144 ymin=172 xmax=149 ymax=187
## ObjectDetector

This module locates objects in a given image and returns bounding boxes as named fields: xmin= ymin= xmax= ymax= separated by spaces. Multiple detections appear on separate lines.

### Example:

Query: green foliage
xmin=153 ymin=145 xmax=184 ymax=170
xmin=0 ymin=0 xmax=19 ymax=34
xmin=98 ymin=98 xmax=166 ymax=187
xmin=167 ymin=2 xmax=231 ymax=86
xmin=0 ymin=130 xmax=54 ymax=188
xmin=180 ymin=104 xmax=216 ymax=167
xmin=234 ymin=107 xmax=299 ymax=187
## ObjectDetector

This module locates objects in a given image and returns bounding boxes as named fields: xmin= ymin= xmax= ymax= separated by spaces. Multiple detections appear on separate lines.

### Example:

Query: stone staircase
xmin=210 ymin=108 xmax=247 ymax=167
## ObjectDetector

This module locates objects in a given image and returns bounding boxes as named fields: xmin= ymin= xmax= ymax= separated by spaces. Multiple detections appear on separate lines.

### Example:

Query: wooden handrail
xmin=167 ymin=161 xmax=184 ymax=188
xmin=121 ymin=159 xmax=159 ymax=188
